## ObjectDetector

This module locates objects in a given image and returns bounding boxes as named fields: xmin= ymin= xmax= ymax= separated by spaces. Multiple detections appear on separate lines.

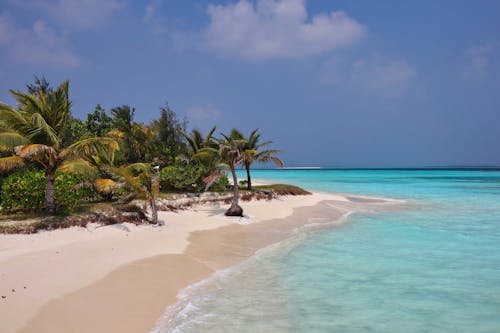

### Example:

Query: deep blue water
xmin=156 ymin=170 xmax=500 ymax=333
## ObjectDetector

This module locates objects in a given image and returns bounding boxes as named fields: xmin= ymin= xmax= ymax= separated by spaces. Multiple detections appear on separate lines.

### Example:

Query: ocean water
xmin=155 ymin=169 xmax=500 ymax=333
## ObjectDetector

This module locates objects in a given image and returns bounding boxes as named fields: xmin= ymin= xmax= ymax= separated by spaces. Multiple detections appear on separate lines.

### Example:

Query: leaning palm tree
xmin=109 ymin=163 xmax=161 ymax=225
xmin=218 ymin=131 xmax=246 ymax=216
xmin=232 ymin=129 xmax=283 ymax=190
xmin=0 ymin=80 xmax=119 ymax=213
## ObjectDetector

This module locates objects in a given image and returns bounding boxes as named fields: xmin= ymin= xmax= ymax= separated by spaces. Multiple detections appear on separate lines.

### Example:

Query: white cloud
xmin=349 ymin=58 xmax=415 ymax=97
xmin=203 ymin=0 xmax=365 ymax=60
xmin=143 ymin=0 xmax=194 ymax=51
xmin=9 ymin=0 xmax=125 ymax=29
xmin=0 ymin=14 xmax=79 ymax=67
xmin=461 ymin=43 xmax=495 ymax=80
xmin=144 ymin=0 xmax=167 ymax=35
xmin=185 ymin=105 xmax=222 ymax=129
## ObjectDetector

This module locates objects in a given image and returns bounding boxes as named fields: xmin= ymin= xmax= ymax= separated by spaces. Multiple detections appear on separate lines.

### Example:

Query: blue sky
xmin=1 ymin=0 xmax=499 ymax=167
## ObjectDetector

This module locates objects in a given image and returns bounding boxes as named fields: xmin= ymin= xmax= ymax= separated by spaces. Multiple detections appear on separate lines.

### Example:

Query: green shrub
xmin=54 ymin=172 xmax=97 ymax=209
xmin=216 ymin=174 xmax=229 ymax=187
xmin=160 ymin=163 xmax=207 ymax=192
xmin=1 ymin=170 xmax=45 ymax=212
xmin=1 ymin=170 xmax=97 ymax=213
xmin=110 ymin=183 xmax=133 ymax=199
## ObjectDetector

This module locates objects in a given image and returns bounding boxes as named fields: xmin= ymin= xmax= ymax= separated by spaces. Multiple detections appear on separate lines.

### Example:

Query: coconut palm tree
xmin=232 ymin=129 xmax=283 ymax=190
xmin=0 ymin=80 xmax=119 ymax=213
xmin=180 ymin=126 xmax=224 ymax=191
xmin=180 ymin=126 xmax=217 ymax=161
xmin=110 ymin=163 xmax=161 ymax=225
xmin=218 ymin=131 xmax=246 ymax=216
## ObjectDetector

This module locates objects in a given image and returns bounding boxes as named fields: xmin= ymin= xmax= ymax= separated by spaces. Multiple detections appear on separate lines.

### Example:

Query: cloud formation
xmin=0 ymin=14 xmax=79 ymax=67
xmin=461 ymin=43 xmax=495 ymax=80
xmin=203 ymin=0 xmax=365 ymax=60
xmin=144 ymin=0 xmax=167 ymax=35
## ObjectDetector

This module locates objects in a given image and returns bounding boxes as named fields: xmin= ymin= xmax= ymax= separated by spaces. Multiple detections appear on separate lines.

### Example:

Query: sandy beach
xmin=0 ymin=190 xmax=402 ymax=333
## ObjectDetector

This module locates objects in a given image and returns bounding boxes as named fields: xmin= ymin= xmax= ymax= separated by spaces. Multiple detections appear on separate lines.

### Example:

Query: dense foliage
xmin=0 ymin=79 xmax=119 ymax=213
xmin=0 ymin=77 xmax=284 ymax=218
xmin=1 ymin=170 xmax=97 ymax=212
xmin=160 ymin=163 xmax=207 ymax=192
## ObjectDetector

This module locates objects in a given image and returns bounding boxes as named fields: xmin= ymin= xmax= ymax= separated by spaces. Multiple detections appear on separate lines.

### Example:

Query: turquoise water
xmin=157 ymin=170 xmax=500 ymax=332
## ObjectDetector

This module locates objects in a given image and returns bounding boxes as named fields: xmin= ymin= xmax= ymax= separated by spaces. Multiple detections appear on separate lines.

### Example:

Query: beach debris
xmin=1 ymin=295 xmax=6 ymax=299
xmin=11 ymin=289 xmax=15 ymax=292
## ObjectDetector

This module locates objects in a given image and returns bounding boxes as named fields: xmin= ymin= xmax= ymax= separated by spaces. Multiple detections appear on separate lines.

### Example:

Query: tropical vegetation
xmin=231 ymin=128 xmax=283 ymax=190
xmin=0 ymin=77 xmax=285 ymax=227
xmin=0 ymin=80 xmax=118 ymax=213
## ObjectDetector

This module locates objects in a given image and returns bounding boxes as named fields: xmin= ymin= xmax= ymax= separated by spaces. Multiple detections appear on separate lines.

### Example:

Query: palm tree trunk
xmin=225 ymin=165 xmax=243 ymax=216
xmin=149 ymin=197 xmax=159 ymax=225
xmin=151 ymin=170 xmax=161 ymax=225
xmin=245 ymin=161 xmax=252 ymax=191
xmin=44 ymin=167 xmax=56 ymax=214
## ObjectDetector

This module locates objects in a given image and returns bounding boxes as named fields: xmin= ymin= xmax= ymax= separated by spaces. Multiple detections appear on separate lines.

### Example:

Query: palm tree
xmin=110 ymin=163 xmax=161 ymax=225
xmin=180 ymin=126 xmax=224 ymax=191
xmin=218 ymin=131 xmax=246 ymax=216
xmin=232 ymin=129 xmax=283 ymax=190
xmin=180 ymin=126 xmax=217 ymax=161
xmin=0 ymin=80 xmax=119 ymax=213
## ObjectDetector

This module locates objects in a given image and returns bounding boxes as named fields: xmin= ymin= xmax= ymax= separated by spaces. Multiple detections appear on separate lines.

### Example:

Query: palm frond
xmin=48 ymin=81 xmax=71 ymax=134
xmin=220 ymin=133 xmax=231 ymax=143
xmin=192 ymin=147 xmax=219 ymax=161
xmin=58 ymin=158 xmax=99 ymax=178
xmin=0 ymin=103 xmax=29 ymax=133
xmin=269 ymin=156 xmax=284 ymax=168
xmin=61 ymin=137 xmax=119 ymax=163
xmin=0 ymin=156 xmax=25 ymax=173
xmin=9 ymin=90 xmax=45 ymax=115
xmin=124 ymin=162 xmax=150 ymax=174
xmin=255 ymin=154 xmax=284 ymax=167
xmin=28 ymin=112 xmax=60 ymax=147
xmin=108 ymin=166 xmax=148 ymax=198
xmin=230 ymin=128 xmax=244 ymax=140
xmin=256 ymin=149 xmax=282 ymax=157
xmin=180 ymin=129 xmax=198 ymax=153
xmin=205 ymin=126 xmax=217 ymax=142
xmin=0 ymin=132 xmax=29 ymax=150
xmin=256 ymin=140 xmax=272 ymax=149
xmin=95 ymin=178 xmax=120 ymax=194
xmin=243 ymin=149 xmax=258 ymax=156
xmin=15 ymin=144 xmax=56 ymax=160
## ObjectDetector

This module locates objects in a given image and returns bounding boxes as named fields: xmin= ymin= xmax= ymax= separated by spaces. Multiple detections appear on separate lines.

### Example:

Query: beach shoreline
xmin=0 ymin=189 xmax=404 ymax=333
